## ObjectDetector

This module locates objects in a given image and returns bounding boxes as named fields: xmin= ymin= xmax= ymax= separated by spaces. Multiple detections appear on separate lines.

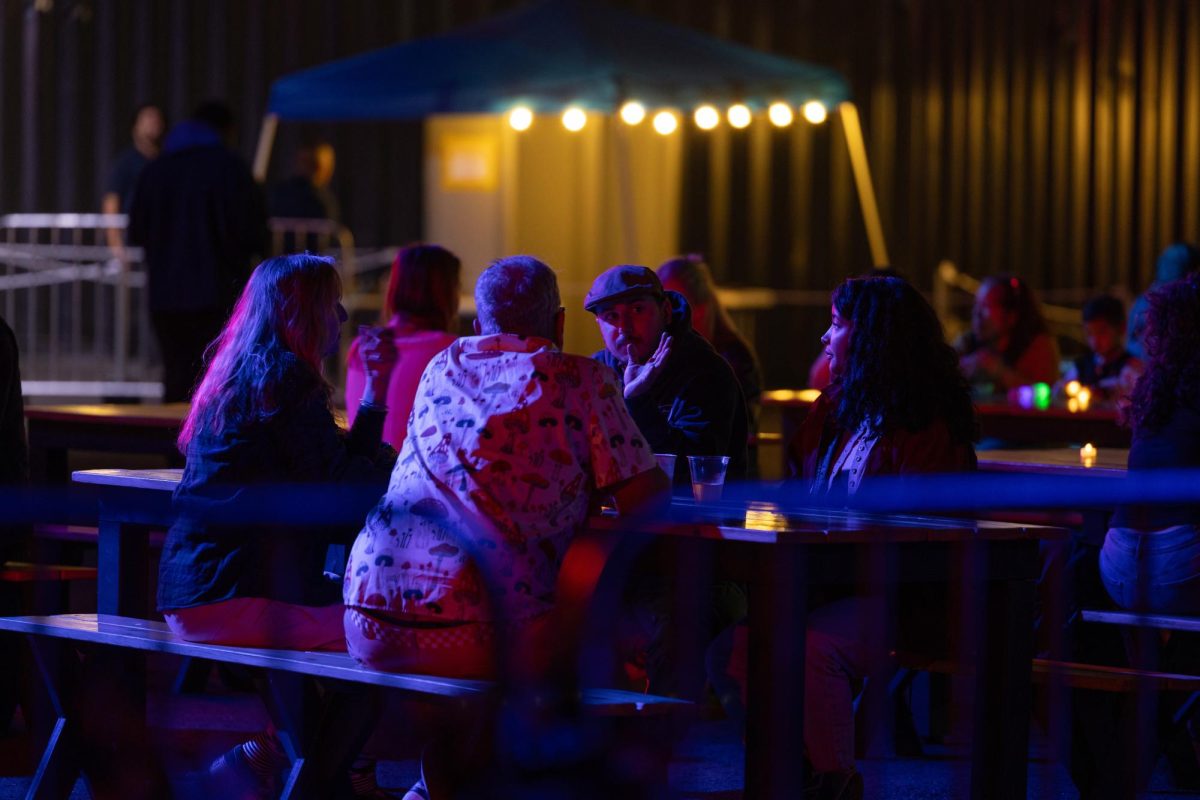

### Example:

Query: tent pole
xmin=837 ymin=102 xmax=890 ymax=268
xmin=252 ymin=113 xmax=279 ymax=183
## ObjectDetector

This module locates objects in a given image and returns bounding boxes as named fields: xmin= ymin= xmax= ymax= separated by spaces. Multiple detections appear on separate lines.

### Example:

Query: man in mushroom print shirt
xmin=344 ymin=256 xmax=670 ymax=678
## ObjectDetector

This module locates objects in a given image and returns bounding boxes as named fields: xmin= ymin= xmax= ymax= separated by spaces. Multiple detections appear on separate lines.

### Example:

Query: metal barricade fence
xmin=0 ymin=213 xmax=158 ymax=399
xmin=0 ymin=215 xmax=366 ymax=401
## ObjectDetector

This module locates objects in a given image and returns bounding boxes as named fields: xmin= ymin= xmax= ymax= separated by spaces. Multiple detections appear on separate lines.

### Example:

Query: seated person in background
xmin=156 ymin=254 xmax=398 ymax=797
xmin=586 ymin=264 xmax=748 ymax=483
xmin=345 ymin=255 xmax=670 ymax=678
xmin=656 ymin=254 xmax=762 ymax=432
xmin=1059 ymin=294 xmax=1142 ymax=400
xmin=345 ymin=243 xmax=460 ymax=450
xmin=1102 ymin=272 xmax=1200 ymax=613
xmin=783 ymin=276 xmax=976 ymax=797
xmin=958 ymin=273 xmax=1060 ymax=392
xmin=268 ymin=137 xmax=340 ymax=222
xmin=1128 ymin=242 xmax=1200 ymax=360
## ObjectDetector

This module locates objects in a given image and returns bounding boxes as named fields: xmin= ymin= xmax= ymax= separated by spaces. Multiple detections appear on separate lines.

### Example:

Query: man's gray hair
xmin=475 ymin=255 xmax=561 ymax=339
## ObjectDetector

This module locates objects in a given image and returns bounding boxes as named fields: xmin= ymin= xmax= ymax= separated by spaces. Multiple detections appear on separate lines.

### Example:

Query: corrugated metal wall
xmin=2 ymin=0 xmax=1198 ymax=293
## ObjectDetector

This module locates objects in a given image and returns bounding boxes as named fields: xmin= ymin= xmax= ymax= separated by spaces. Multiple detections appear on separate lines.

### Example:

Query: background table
xmin=590 ymin=501 xmax=1067 ymax=800
xmin=978 ymin=446 xmax=1129 ymax=477
xmin=26 ymin=404 xmax=189 ymax=483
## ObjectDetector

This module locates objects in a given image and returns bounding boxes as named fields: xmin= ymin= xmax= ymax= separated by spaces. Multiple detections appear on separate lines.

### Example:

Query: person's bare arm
xmin=606 ymin=467 xmax=671 ymax=517
xmin=102 ymin=193 xmax=124 ymax=254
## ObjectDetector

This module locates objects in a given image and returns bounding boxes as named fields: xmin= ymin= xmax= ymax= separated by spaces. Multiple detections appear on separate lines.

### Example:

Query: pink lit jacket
xmin=344 ymin=325 xmax=457 ymax=451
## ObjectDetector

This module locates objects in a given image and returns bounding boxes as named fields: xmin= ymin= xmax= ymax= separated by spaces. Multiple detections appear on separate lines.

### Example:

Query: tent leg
xmin=838 ymin=102 xmax=890 ymax=268
xmin=253 ymin=113 xmax=279 ymax=184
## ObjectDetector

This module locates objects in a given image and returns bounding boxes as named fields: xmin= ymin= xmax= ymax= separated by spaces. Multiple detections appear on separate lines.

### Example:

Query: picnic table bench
xmin=0 ymin=612 xmax=690 ymax=798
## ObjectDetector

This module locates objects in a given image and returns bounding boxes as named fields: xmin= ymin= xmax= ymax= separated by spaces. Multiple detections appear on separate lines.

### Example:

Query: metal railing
xmin=1 ymin=214 xmax=363 ymax=400
xmin=0 ymin=213 xmax=157 ymax=399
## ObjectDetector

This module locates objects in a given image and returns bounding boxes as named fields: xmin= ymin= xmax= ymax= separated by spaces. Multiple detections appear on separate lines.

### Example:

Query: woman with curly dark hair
xmin=958 ymin=273 xmax=1060 ymax=391
xmin=789 ymin=275 xmax=977 ymax=494
xmin=725 ymin=277 xmax=978 ymax=798
xmin=1101 ymin=273 xmax=1200 ymax=613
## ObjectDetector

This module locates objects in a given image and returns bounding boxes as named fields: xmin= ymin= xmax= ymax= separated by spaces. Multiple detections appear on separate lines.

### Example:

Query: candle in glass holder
xmin=1077 ymin=387 xmax=1092 ymax=411
xmin=1065 ymin=380 xmax=1082 ymax=398
xmin=1080 ymin=443 xmax=1097 ymax=467
xmin=1067 ymin=397 xmax=1080 ymax=413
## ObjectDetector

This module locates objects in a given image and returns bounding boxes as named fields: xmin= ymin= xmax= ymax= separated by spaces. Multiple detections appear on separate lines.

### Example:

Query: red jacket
xmin=788 ymin=389 xmax=977 ymax=483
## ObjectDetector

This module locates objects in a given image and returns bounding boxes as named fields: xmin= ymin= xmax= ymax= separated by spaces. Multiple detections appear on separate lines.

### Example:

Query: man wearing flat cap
xmin=586 ymin=264 xmax=748 ymax=482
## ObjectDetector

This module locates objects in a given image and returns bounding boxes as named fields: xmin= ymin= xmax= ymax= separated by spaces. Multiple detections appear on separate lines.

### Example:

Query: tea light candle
xmin=1065 ymin=380 xmax=1082 ymax=398
xmin=1077 ymin=387 xmax=1092 ymax=411
xmin=1080 ymin=443 xmax=1097 ymax=467
xmin=1067 ymin=397 xmax=1080 ymax=413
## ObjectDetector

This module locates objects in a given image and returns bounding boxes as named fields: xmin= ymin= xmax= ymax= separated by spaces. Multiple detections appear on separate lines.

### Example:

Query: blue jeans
xmin=1100 ymin=525 xmax=1200 ymax=613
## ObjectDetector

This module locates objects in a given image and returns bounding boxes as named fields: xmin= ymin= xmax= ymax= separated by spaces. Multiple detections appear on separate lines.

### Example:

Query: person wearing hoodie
xmin=127 ymin=100 xmax=268 ymax=402
xmin=586 ymin=264 xmax=748 ymax=484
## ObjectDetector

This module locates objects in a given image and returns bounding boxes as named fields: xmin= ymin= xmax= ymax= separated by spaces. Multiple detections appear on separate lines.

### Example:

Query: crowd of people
xmin=0 ymin=109 xmax=1191 ymax=797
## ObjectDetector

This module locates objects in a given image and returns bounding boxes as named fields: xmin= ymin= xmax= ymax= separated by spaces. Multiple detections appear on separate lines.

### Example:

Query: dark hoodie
xmin=127 ymin=120 xmax=267 ymax=314
xmin=592 ymin=291 xmax=749 ymax=481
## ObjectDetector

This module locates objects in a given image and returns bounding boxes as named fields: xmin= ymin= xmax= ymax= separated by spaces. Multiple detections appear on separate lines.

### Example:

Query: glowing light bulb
xmin=693 ymin=105 xmax=720 ymax=130
xmin=562 ymin=107 xmax=586 ymax=132
xmin=508 ymin=106 xmax=533 ymax=131
xmin=803 ymin=101 xmax=828 ymax=124
xmin=652 ymin=110 xmax=678 ymax=135
xmin=727 ymin=104 xmax=752 ymax=129
xmin=619 ymin=101 xmax=646 ymax=125
xmin=768 ymin=102 xmax=794 ymax=127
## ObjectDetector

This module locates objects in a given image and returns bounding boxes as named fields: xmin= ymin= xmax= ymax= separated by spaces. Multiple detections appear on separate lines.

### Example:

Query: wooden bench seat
xmin=0 ymin=613 xmax=688 ymax=713
xmin=1082 ymin=609 xmax=1200 ymax=634
xmin=896 ymin=652 xmax=1200 ymax=693
xmin=0 ymin=613 xmax=690 ymax=798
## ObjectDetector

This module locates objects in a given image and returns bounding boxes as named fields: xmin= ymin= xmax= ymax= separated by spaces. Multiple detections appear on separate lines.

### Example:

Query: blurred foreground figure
xmin=957 ymin=273 xmax=1060 ymax=392
xmin=1127 ymin=242 xmax=1200 ymax=360
xmin=128 ymin=100 xmax=267 ymax=402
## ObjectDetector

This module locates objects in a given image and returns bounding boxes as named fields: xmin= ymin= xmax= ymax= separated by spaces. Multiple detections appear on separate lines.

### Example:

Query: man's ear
xmin=473 ymin=318 xmax=482 ymax=335
xmin=554 ymin=307 xmax=566 ymax=349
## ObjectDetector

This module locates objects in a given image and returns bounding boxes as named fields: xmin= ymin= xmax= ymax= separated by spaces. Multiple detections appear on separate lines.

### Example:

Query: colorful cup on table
xmin=687 ymin=455 xmax=730 ymax=503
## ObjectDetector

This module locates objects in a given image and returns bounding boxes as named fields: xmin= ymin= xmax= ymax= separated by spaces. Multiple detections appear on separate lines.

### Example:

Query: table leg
xmin=971 ymin=542 xmax=1036 ymax=800
xmin=744 ymin=542 xmax=807 ymax=799
xmin=97 ymin=519 xmax=150 ymax=618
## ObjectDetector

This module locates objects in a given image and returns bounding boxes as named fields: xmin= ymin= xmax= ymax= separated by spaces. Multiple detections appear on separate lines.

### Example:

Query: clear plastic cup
xmin=687 ymin=455 xmax=730 ymax=503
xmin=654 ymin=453 xmax=677 ymax=481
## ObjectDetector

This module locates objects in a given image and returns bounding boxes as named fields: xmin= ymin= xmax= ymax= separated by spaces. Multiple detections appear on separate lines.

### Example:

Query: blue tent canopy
xmin=267 ymin=0 xmax=850 ymax=119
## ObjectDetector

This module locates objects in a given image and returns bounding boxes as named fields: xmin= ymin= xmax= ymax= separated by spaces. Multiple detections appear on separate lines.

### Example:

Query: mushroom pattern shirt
xmin=345 ymin=333 xmax=657 ymax=625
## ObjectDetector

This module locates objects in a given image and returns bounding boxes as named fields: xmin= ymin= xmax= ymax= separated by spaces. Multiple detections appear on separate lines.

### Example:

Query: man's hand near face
xmin=623 ymin=333 xmax=672 ymax=399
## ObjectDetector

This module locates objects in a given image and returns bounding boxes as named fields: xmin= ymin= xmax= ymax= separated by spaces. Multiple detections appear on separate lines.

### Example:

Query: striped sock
xmin=240 ymin=732 xmax=287 ymax=779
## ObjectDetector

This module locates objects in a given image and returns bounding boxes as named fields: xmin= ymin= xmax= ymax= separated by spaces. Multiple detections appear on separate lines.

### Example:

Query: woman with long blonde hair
xmin=158 ymin=253 xmax=398 ymax=797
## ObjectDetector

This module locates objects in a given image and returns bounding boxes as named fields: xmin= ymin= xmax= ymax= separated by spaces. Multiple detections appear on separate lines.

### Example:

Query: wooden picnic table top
xmin=25 ymin=402 xmax=191 ymax=426
xmin=978 ymin=447 xmax=1128 ymax=476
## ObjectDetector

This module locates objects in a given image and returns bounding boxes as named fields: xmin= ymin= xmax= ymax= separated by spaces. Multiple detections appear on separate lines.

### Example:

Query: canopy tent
xmin=256 ymin=0 xmax=888 ymax=266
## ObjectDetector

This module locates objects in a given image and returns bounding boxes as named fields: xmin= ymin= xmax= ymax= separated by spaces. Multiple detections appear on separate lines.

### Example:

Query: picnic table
xmin=70 ymin=468 xmax=1066 ymax=799
xmin=25 ymin=403 xmax=189 ymax=483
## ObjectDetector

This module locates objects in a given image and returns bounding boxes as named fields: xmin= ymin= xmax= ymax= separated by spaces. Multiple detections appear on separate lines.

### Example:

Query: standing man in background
xmin=128 ymin=100 xmax=267 ymax=403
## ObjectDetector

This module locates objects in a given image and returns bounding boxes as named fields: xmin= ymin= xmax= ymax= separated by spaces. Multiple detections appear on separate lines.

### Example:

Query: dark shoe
xmin=208 ymin=745 xmax=278 ymax=800
xmin=806 ymin=768 xmax=864 ymax=800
